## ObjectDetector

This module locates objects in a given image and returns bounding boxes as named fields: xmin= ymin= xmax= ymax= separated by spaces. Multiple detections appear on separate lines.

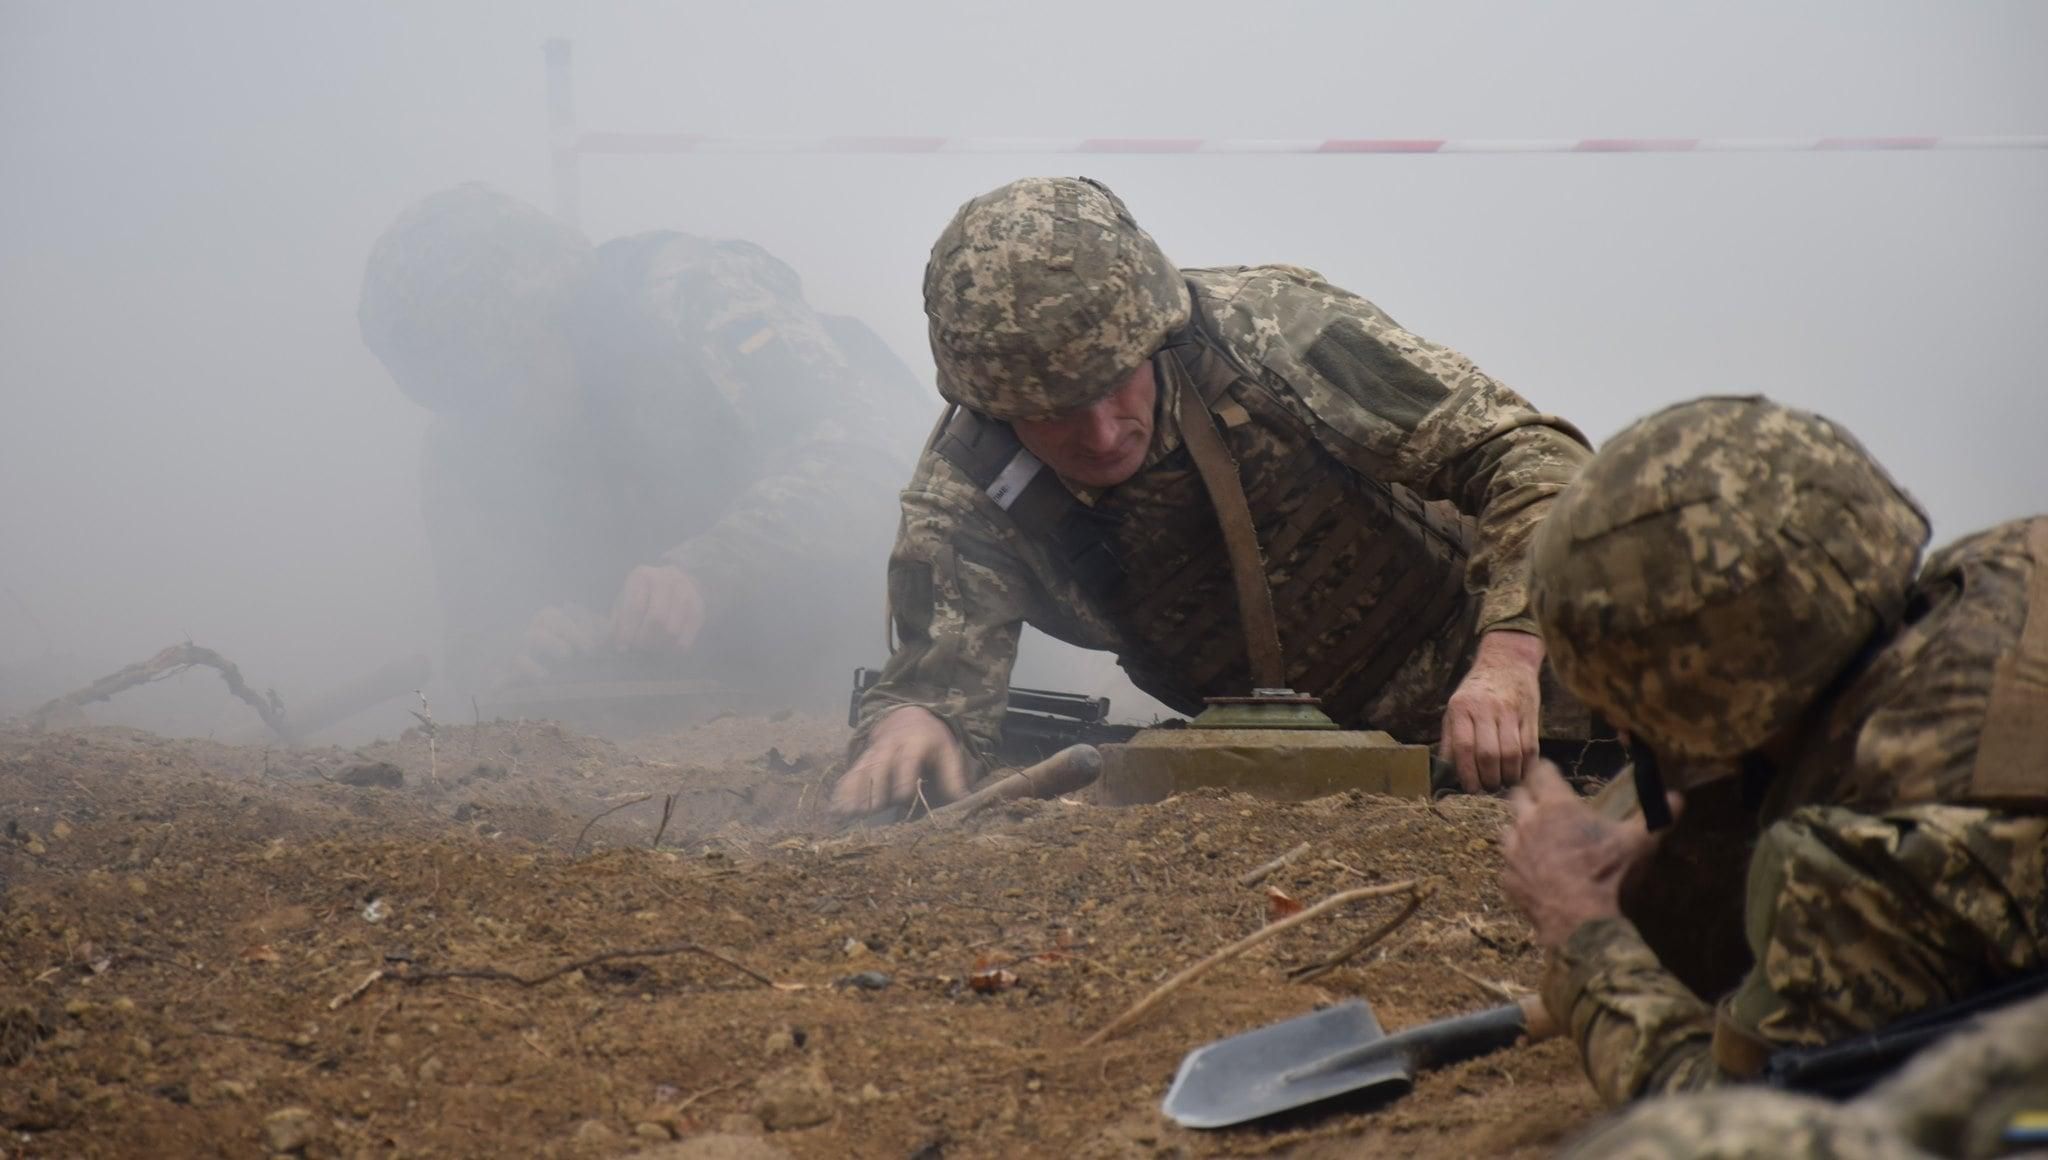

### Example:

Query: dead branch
xmin=30 ymin=643 xmax=290 ymax=740
xmin=1236 ymin=841 xmax=1312 ymax=888
xmin=1285 ymin=886 xmax=1431 ymax=983
xmin=1081 ymin=879 xmax=1428 ymax=1047
xmin=650 ymin=793 xmax=677 ymax=849
xmin=571 ymin=794 xmax=653 ymax=857
xmin=332 ymin=941 xmax=775 ymax=1007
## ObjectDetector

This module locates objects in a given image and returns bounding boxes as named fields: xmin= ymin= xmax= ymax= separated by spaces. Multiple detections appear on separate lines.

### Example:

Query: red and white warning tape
xmin=569 ymin=133 xmax=2048 ymax=156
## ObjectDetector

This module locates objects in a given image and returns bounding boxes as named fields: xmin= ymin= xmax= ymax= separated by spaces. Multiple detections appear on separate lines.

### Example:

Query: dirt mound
xmin=0 ymin=720 xmax=1600 ymax=1158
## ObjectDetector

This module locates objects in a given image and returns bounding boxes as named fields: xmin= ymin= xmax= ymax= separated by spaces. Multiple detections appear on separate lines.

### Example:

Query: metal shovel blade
xmin=1163 ymin=999 xmax=1532 ymax=1129
xmin=1163 ymin=1000 xmax=1409 ymax=1129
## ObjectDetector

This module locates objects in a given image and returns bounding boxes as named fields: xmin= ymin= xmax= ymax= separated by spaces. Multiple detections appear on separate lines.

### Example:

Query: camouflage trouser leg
xmin=1564 ymin=990 xmax=2048 ymax=1160
xmin=1559 ymin=1090 xmax=1928 ymax=1160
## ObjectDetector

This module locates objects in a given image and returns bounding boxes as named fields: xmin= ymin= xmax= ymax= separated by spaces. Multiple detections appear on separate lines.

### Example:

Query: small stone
xmin=858 ymin=1083 xmax=882 ymax=1103
xmin=634 ymin=1121 xmax=674 ymax=1141
xmin=263 ymin=1106 xmax=318 ymax=1153
xmin=834 ymin=971 xmax=892 ymax=991
xmin=25 ymin=839 xmax=46 ymax=856
xmin=381 ymin=1033 xmax=402 ymax=1050
xmin=754 ymin=1061 xmax=835 ymax=1130
xmin=127 ymin=877 xmax=148 ymax=896
xmin=63 ymin=999 xmax=93 ymax=1018
xmin=761 ymin=1028 xmax=796 ymax=1057
xmin=131 ymin=1035 xmax=153 ymax=1058
xmin=572 ymin=1118 xmax=619 ymax=1144
xmin=51 ymin=819 xmax=73 ymax=840
xmin=111 ymin=997 xmax=137 ymax=1014
xmin=417 ymin=1055 xmax=444 ymax=1083
xmin=213 ymin=1079 xmax=251 ymax=1100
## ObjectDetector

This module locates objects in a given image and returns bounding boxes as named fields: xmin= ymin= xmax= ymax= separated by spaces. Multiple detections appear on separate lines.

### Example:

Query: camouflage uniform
xmin=1526 ymin=397 xmax=2048 ymax=1109
xmin=1564 ymin=989 xmax=2048 ymax=1159
xmin=361 ymin=186 xmax=926 ymax=700
xmin=858 ymin=178 xmax=1590 ymax=766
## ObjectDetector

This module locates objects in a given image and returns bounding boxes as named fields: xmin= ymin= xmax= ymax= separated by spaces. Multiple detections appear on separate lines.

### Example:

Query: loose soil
xmin=0 ymin=714 xmax=1602 ymax=1158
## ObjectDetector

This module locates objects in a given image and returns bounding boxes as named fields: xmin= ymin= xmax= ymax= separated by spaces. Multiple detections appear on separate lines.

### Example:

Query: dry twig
xmin=651 ymin=793 xmax=677 ymax=849
xmin=1236 ymin=841 xmax=1312 ymax=887
xmin=571 ymin=794 xmax=654 ymax=857
xmin=1444 ymin=960 xmax=1533 ymax=1004
xmin=1286 ymin=886 xmax=1431 ymax=983
xmin=335 ymin=941 xmax=776 ymax=1004
xmin=30 ymin=643 xmax=290 ymax=739
xmin=1081 ymin=879 xmax=1427 ymax=1047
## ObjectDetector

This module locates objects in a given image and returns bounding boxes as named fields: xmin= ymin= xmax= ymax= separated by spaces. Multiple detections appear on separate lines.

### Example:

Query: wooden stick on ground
xmin=30 ymin=643 xmax=291 ymax=740
xmin=330 ymin=941 xmax=776 ymax=1009
xmin=1236 ymin=841 xmax=1312 ymax=887
xmin=571 ymin=794 xmax=654 ymax=857
xmin=1081 ymin=878 xmax=1427 ymax=1047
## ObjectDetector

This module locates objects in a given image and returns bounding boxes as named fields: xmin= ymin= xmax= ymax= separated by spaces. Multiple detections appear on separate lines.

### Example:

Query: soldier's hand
xmin=1501 ymin=761 xmax=1680 ymax=950
xmin=502 ymin=604 xmax=602 ymax=684
xmin=610 ymin=565 xmax=706 ymax=654
xmin=1441 ymin=629 xmax=1545 ymax=793
xmin=830 ymin=706 xmax=969 ymax=816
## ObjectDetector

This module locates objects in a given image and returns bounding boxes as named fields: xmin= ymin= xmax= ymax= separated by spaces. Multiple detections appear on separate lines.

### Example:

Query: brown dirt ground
xmin=0 ymin=715 xmax=1603 ymax=1159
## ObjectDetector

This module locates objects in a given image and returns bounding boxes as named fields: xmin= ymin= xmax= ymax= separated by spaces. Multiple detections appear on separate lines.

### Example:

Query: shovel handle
xmin=926 ymin=744 xmax=1102 ymax=825
xmin=1284 ymin=996 xmax=1558 ymax=1085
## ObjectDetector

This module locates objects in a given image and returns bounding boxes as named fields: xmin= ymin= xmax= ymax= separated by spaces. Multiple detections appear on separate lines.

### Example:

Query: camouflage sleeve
xmin=1545 ymin=916 xmax=1720 ymax=1105
xmin=1198 ymin=266 xmax=1591 ymax=634
xmin=658 ymin=435 xmax=905 ymax=625
xmin=633 ymin=238 xmax=927 ymax=633
xmin=849 ymin=456 xmax=1038 ymax=772
xmin=1551 ymin=800 xmax=2048 ymax=1108
xmin=1719 ymin=802 xmax=2048 ymax=1063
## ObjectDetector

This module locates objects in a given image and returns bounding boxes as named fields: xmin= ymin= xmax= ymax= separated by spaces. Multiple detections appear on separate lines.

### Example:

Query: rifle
xmin=848 ymin=666 xmax=1139 ymax=766
xmin=1763 ymin=968 xmax=2048 ymax=1099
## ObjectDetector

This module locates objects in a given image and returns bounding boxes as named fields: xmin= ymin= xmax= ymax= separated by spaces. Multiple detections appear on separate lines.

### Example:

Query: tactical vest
xmin=932 ymin=291 xmax=1475 ymax=727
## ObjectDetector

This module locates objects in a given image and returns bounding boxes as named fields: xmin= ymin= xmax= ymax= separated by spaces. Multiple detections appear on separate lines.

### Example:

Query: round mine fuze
xmin=1530 ymin=395 xmax=1930 ymax=767
xmin=923 ymin=176 xmax=1190 ymax=422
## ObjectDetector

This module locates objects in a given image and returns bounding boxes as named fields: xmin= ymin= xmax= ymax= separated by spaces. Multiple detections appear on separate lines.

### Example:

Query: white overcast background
xmin=3 ymin=1 xmax=2043 ymax=734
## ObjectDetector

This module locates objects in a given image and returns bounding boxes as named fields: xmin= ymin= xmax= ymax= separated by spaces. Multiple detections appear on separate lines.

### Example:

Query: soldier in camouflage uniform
xmin=834 ymin=176 xmax=1594 ymax=812
xmin=1498 ymin=398 xmax=2048 ymax=1119
xmin=359 ymin=184 xmax=925 ymax=705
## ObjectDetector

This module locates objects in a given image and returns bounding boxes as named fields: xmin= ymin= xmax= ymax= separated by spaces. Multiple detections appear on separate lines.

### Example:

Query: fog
xmin=3 ymin=1 xmax=2044 ymax=739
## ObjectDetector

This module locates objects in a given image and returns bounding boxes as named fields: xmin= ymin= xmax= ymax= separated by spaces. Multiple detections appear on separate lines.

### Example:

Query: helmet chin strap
xmin=1630 ymin=740 xmax=1674 ymax=831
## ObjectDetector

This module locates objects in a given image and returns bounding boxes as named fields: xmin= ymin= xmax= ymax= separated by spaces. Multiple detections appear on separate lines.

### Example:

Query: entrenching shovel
xmin=1163 ymin=993 xmax=1557 ymax=1129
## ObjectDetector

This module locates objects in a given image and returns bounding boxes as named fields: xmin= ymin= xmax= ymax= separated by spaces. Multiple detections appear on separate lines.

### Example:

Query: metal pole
xmin=544 ymin=38 xmax=580 ymax=226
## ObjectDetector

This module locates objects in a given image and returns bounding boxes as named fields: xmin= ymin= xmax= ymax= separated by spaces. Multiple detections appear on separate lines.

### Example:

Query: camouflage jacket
xmin=858 ymin=264 xmax=1589 ymax=765
xmin=425 ymin=232 xmax=926 ymax=696
xmin=1547 ymin=517 xmax=2048 ymax=1105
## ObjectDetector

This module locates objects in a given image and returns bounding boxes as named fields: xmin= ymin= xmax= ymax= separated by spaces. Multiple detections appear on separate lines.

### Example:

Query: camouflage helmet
xmin=923 ymin=177 xmax=1190 ymax=421
xmin=358 ymin=183 xmax=591 ymax=414
xmin=1531 ymin=396 xmax=1930 ymax=763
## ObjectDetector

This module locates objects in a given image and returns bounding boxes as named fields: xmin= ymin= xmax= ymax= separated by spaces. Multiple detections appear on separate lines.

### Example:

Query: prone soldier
xmin=835 ymin=176 xmax=1596 ymax=811
xmin=1499 ymin=397 xmax=2047 ymax=1126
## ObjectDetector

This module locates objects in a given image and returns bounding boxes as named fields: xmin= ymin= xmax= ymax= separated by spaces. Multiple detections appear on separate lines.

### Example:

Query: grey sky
xmin=2 ymin=1 xmax=2043 ymax=731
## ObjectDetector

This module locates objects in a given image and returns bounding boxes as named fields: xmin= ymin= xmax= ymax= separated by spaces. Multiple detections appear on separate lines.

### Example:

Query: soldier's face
xmin=1012 ymin=360 xmax=1156 ymax=488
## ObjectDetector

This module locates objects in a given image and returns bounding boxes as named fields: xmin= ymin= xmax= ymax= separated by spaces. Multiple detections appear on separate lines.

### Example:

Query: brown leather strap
xmin=1710 ymin=1000 xmax=1774 ymax=1079
xmin=1973 ymin=517 xmax=2048 ymax=797
xmin=1174 ymin=373 xmax=1287 ymax=689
